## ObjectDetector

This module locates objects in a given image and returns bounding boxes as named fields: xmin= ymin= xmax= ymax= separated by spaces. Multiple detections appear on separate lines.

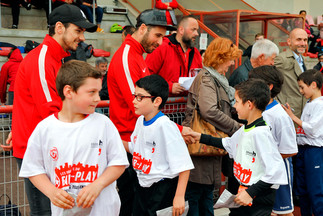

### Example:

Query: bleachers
xmin=0 ymin=1 xmax=138 ymax=67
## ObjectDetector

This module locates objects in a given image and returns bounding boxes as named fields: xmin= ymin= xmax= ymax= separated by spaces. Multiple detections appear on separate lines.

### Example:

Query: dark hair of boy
xmin=56 ymin=60 xmax=102 ymax=100
xmin=297 ymin=69 xmax=323 ymax=90
xmin=235 ymin=78 xmax=271 ymax=111
xmin=135 ymin=74 xmax=169 ymax=109
xmin=248 ymin=65 xmax=284 ymax=98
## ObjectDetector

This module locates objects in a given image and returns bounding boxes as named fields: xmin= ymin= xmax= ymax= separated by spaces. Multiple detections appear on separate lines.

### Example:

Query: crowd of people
xmin=3 ymin=0 xmax=104 ymax=32
xmin=0 ymin=3 xmax=323 ymax=216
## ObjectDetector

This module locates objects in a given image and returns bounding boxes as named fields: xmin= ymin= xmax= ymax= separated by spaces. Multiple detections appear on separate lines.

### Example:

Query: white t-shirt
xmin=222 ymin=124 xmax=287 ymax=187
xmin=297 ymin=96 xmax=323 ymax=147
xmin=19 ymin=113 xmax=129 ymax=216
xmin=129 ymin=114 xmax=194 ymax=187
xmin=263 ymin=100 xmax=298 ymax=154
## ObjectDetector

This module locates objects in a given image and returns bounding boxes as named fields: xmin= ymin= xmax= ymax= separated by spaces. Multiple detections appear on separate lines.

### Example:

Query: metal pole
xmin=93 ymin=0 xmax=96 ymax=25
xmin=49 ymin=0 xmax=52 ymax=14
xmin=0 ymin=3 xmax=2 ymax=28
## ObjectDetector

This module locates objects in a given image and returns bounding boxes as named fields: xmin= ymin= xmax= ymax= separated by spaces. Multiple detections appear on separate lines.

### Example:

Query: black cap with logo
xmin=136 ymin=9 xmax=176 ymax=31
xmin=49 ymin=4 xmax=97 ymax=32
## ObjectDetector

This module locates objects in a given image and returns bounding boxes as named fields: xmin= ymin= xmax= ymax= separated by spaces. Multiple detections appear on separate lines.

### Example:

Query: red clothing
xmin=0 ymin=48 xmax=23 ymax=103
xmin=12 ymin=35 xmax=70 ymax=159
xmin=155 ymin=0 xmax=178 ymax=25
xmin=145 ymin=34 xmax=203 ymax=94
xmin=107 ymin=35 xmax=149 ymax=141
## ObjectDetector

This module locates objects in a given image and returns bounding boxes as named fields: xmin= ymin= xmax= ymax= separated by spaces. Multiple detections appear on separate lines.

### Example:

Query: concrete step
xmin=0 ymin=3 xmax=136 ymax=32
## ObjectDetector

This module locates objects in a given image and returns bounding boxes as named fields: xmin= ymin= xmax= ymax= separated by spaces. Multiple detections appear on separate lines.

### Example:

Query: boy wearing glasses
xmin=123 ymin=75 xmax=194 ymax=216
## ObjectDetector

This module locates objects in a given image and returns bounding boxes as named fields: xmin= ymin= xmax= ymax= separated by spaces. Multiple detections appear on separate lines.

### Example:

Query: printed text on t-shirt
xmin=133 ymin=152 xmax=152 ymax=174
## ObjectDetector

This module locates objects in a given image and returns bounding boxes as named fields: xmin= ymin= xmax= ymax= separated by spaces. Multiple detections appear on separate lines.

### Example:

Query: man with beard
xmin=275 ymin=28 xmax=308 ymax=119
xmin=107 ymin=9 xmax=176 ymax=216
xmin=145 ymin=15 xmax=202 ymax=95
xmin=0 ymin=4 xmax=97 ymax=216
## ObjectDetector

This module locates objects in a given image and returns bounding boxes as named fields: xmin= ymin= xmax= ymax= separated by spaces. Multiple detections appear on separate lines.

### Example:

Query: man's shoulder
xmin=277 ymin=49 xmax=294 ymax=59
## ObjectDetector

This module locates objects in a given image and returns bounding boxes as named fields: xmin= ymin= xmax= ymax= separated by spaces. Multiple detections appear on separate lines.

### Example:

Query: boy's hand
xmin=77 ymin=182 xmax=103 ymax=208
xmin=282 ymin=103 xmax=294 ymax=117
xmin=0 ymin=132 xmax=13 ymax=151
xmin=172 ymin=195 xmax=185 ymax=216
xmin=48 ymin=188 xmax=74 ymax=209
xmin=185 ymin=131 xmax=201 ymax=143
xmin=234 ymin=190 xmax=252 ymax=206
xmin=181 ymin=126 xmax=195 ymax=144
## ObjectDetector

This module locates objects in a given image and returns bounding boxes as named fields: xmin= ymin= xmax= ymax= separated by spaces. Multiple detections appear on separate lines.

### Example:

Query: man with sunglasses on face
xmin=0 ymin=4 xmax=97 ymax=216
xmin=107 ymin=9 xmax=177 ymax=216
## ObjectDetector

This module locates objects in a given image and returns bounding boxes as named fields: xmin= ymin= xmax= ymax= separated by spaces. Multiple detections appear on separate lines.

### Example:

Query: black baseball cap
xmin=49 ymin=4 xmax=97 ymax=32
xmin=318 ymin=52 xmax=323 ymax=58
xmin=136 ymin=9 xmax=176 ymax=31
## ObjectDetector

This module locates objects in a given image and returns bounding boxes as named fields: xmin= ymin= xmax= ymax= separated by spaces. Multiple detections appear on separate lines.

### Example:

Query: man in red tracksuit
xmin=0 ymin=4 xmax=97 ymax=216
xmin=107 ymin=9 xmax=176 ymax=216
xmin=146 ymin=16 xmax=203 ymax=95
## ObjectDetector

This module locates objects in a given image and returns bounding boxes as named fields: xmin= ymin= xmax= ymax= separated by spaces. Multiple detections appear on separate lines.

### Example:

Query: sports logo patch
xmin=50 ymin=147 xmax=59 ymax=161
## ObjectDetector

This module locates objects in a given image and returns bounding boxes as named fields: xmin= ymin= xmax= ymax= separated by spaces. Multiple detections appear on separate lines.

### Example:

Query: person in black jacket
xmin=95 ymin=57 xmax=109 ymax=100
xmin=314 ymin=52 xmax=323 ymax=72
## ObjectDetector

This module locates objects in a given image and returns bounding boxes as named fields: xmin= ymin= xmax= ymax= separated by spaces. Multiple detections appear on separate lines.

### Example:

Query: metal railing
xmin=0 ymin=98 xmax=187 ymax=215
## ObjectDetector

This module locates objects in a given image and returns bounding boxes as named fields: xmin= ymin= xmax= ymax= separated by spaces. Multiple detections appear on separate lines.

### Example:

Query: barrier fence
xmin=0 ymin=98 xmax=187 ymax=215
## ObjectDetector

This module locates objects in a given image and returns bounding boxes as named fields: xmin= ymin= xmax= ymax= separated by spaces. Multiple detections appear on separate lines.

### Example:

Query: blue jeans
xmin=185 ymin=181 xmax=214 ymax=216
xmin=16 ymin=158 xmax=51 ymax=216
xmin=79 ymin=5 xmax=103 ymax=24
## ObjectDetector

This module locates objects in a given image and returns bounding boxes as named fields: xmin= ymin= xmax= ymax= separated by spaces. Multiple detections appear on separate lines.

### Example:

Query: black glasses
xmin=132 ymin=94 xmax=156 ymax=102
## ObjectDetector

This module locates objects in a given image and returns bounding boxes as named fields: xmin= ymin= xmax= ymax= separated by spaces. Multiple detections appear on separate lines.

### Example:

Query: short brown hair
xmin=56 ymin=60 xmax=102 ymax=100
xmin=203 ymin=37 xmax=242 ymax=69
xmin=48 ymin=23 xmax=70 ymax=36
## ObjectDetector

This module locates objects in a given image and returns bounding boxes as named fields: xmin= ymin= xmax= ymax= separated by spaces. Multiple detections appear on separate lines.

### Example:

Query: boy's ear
xmin=247 ymin=100 xmax=254 ymax=110
xmin=153 ymin=96 xmax=162 ymax=107
xmin=310 ymin=81 xmax=317 ymax=89
xmin=268 ymin=83 xmax=274 ymax=91
xmin=63 ymin=85 xmax=74 ymax=99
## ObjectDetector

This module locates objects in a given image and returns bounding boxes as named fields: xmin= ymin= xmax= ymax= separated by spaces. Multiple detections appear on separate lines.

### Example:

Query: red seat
xmin=0 ymin=47 xmax=13 ymax=56
xmin=92 ymin=49 xmax=110 ymax=57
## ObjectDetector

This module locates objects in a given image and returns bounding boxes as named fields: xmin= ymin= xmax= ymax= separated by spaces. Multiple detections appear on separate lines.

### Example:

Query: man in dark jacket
xmin=229 ymin=39 xmax=279 ymax=87
xmin=145 ymin=16 xmax=202 ymax=95
xmin=314 ymin=52 xmax=323 ymax=72
xmin=96 ymin=57 xmax=109 ymax=100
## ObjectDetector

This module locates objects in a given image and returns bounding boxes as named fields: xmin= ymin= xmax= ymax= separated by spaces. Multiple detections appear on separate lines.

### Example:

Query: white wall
xmin=244 ymin=0 xmax=321 ymax=20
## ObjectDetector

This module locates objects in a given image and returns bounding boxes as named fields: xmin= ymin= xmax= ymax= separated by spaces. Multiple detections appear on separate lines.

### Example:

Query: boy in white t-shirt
xmin=283 ymin=69 xmax=323 ymax=216
xmin=19 ymin=60 xmax=129 ymax=216
xmin=187 ymin=79 xmax=287 ymax=216
xmin=123 ymin=74 xmax=194 ymax=216
xmin=249 ymin=65 xmax=297 ymax=216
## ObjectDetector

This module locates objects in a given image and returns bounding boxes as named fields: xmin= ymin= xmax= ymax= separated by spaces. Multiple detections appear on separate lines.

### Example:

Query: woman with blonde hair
xmin=183 ymin=37 xmax=242 ymax=215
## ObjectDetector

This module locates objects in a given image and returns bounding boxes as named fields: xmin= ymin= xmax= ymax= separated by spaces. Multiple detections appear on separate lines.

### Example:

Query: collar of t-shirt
xmin=265 ymin=99 xmax=278 ymax=111
xmin=53 ymin=112 xmax=89 ymax=120
xmin=244 ymin=116 xmax=266 ymax=132
xmin=143 ymin=111 xmax=164 ymax=126
xmin=293 ymin=52 xmax=305 ymax=72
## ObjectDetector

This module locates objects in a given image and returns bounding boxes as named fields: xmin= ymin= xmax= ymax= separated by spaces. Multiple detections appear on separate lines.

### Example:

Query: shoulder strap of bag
xmin=194 ymin=68 xmax=221 ymax=110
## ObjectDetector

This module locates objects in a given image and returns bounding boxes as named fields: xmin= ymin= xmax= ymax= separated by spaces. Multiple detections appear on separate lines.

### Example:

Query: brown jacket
xmin=275 ymin=48 xmax=307 ymax=119
xmin=182 ymin=68 xmax=239 ymax=185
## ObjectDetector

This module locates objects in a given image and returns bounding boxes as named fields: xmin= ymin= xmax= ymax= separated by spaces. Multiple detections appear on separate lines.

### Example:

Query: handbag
xmin=187 ymin=71 xmax=228 ymax=156
xmin=0 ymin=194 xmax=21 ymax=216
